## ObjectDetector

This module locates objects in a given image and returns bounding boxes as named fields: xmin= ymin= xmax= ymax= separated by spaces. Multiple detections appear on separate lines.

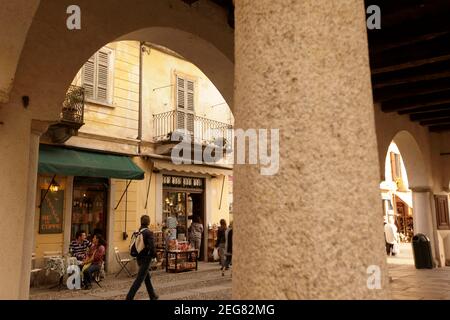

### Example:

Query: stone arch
xmin=387 ymin=130 xmax=430 ymax=189
xmin=384 ymin=130 xmax=437 ymax=264
xmin=7 ymin=0 xmax=234 ymax=121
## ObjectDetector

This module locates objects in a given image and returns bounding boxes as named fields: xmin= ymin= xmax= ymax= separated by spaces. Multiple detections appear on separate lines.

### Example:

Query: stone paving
xmin=29 ymin=245 xmax=450 ymax=300
xmin=388 ymin=242 xmax=450 ymax=300
xmin=30 ymin=262 xmax=232 ymax=300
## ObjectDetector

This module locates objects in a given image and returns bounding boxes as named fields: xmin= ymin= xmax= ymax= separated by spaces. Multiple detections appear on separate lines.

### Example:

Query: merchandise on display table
xmin=154 ymin=231 xmax=164 ymax=249
xmin=166 ymin=249 xmax=198 ymax=273
xmin=167 ymin=239 xmax=192 ymax=251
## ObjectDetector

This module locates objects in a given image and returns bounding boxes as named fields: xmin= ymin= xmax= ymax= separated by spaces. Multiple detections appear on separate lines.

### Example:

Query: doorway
xmin=189 ymin=192 xmax=205 ymax=260
xmin=71 ymin=177 xmax=109 ymax=242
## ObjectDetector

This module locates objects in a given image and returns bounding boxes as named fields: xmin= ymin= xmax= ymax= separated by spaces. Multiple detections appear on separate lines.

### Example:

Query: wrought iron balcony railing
xmin=44 ymin=85 xmax=85 ymax=144
xmin=153 ymin=110 xmax=233 ymax=146
xmin=60 ymin=85 xmax=85 ymax=124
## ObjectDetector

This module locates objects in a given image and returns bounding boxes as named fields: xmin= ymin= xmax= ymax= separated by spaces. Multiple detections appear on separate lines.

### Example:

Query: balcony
xmin=45 ymin=85 xmax=85 ymax=143
xmin=153 ymin=110 xmax=233 ymax=158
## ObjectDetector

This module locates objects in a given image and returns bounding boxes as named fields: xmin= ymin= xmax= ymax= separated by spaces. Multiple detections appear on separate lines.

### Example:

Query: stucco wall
xmin=141 ymin=45 xmax=233 ymax=143
xmin=73 ymin=41 xmax=141 ymax=141
xmin=0 ymin=0 xmax=39 ymax=102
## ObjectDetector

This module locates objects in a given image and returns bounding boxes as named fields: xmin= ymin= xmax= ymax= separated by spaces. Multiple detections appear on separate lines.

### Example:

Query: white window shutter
xmin=82 ymin=55 xmax=95 ymax=99
xmin=187 ymin=80 xmax=194 ymax=112
xmin=96 ymin=50 xmax=109 ymax=101
xmin=177 ymin=77 xmax=185 ymax=110
xmin=176 ymin=76 xmax=195 ymax=133
xmin=186 ymin=80 xmax=195 ymax=135
xmin=177 ymin=111 xmax=185 ymax=130
xmin=82 ymin=49 xmax=111 ymax=102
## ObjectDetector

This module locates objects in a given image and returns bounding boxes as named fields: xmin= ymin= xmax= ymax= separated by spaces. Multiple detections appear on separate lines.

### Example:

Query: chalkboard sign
xmin=39 ymin=190 xmax=64 ymax=234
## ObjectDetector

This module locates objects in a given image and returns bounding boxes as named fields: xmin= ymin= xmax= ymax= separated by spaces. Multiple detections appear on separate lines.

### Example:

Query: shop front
xmin=34 ymin=145 xmax=145 ymax=274
xmin=148 ymin=159 xmax=232 ymax=264
xmin=162 ymin=175 xmax=205 ymax=259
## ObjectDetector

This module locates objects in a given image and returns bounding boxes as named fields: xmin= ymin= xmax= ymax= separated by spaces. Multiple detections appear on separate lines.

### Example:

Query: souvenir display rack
xmin=165 ymin=240 xmax=198 ymax=272
xmin=166 ymin=249 xmax=198 ymax=272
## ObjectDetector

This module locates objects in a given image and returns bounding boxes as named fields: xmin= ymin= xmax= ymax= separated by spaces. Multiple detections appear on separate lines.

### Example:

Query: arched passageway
xmin=381 ymin=131 xmax=438 ymax=265
xmin=0 ymin=1 xmax=391 ymax=300
xmin=0 ymin=0 xmax=234 ymax=299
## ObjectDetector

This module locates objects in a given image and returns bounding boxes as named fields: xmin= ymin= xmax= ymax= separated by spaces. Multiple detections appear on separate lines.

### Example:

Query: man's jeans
xmin=126 ymin=256 xmax=157 ymax=300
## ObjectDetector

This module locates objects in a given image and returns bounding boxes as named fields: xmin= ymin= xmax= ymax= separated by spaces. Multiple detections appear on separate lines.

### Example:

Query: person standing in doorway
xmin=215 ymin=219 xmax=227 ymax=271
xmin=384 ymin=216 xmax=399 ymax=256
xmin=126 ymin=215 xmax=159 ymax=300
xmin=189 ymin=215 xmax=204 ymax=251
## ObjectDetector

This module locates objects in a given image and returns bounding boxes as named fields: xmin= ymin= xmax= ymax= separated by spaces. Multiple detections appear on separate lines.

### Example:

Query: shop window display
xmin=71 ymin=177 xmax=108 ymax=240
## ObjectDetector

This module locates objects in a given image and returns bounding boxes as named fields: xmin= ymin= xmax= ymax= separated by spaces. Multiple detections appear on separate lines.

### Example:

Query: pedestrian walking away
xmin=216 ymin=219 xmax=227 ymax=273
xmin=126 ymin=215 xmax=159 ymax=300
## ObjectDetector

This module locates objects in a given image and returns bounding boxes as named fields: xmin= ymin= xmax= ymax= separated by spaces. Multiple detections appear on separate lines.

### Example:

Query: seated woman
xmin=81 ymin=234 xmax=106 ymax=290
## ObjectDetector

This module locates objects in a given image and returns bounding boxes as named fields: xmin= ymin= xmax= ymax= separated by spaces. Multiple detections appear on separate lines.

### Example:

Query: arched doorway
xmin=380 ymin=130 xmax=435 ymax=265
xmin=0 ymin=0 xmax=235 ymax=299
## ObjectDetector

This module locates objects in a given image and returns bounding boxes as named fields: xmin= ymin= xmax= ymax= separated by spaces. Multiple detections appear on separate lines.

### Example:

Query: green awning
xmin=38 ymin=145 xmax=145 ymax=180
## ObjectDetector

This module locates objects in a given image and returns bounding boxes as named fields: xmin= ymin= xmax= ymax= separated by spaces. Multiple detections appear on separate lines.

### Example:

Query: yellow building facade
xmin=34 ymin=41 xmax=233 ymax=275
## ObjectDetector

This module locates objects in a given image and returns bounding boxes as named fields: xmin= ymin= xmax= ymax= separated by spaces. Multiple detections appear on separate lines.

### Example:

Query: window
xmin=390 ymin=152 xmax=402 ymax=181
xmin=176 ymin=75 xmax=195 ymax=134
xmin=82 ymin=48 xmax=113 ymax=103
xmin=435 ymin=195 xmax=450 ymax=230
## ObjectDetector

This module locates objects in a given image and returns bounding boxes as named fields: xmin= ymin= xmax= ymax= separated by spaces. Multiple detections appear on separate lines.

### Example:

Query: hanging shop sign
xmin=39 ymin=190 xmax=64 ymax=234
xmin=163 ymin=175 xmax=203 ymax=190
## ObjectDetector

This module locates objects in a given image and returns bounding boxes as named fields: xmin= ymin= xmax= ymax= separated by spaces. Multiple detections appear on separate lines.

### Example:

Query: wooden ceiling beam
xmin=420 ymin=117 xmax=450 ymax=126
xmin=373 ymin=77 xmax=450 ymax=102
xmin=398 ymin=103 xmax=450 ymax=115
xmin=373 ymin=69 xmax=450 ymax=89
xmin=429 ymin=124 xmax=450 ymax=132
xmin=371 ymin=54 xmax=450 ymax=75
xmin=381 ymin=90 xmax=450 ymax=112
xmin=410 ymin=110 xmax=450 ymax=122
xmin=370 ymin=33 xmax=450 ymax=73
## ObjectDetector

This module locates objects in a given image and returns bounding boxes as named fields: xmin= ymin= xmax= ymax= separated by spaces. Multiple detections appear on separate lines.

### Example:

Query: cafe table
xmin=44 ymin=256 xmax=79 ymax=290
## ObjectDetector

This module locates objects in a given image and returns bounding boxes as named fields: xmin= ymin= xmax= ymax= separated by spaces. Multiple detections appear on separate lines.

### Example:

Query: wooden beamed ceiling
xmin=367 ymin=0 xmax=450 ymax=132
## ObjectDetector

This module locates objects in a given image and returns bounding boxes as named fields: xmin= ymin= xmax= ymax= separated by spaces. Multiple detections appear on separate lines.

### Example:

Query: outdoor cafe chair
xmin=114 ymin=247 xmax=134 ymax=277
xmin=30 ymin=253 xmax=42 ymax=287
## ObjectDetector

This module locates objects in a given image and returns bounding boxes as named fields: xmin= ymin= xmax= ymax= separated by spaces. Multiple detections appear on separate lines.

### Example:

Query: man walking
xmin=126 ymin=215 xmax=159 ymax=300
xmin=384 ymin=216 xmax=399 ymax=256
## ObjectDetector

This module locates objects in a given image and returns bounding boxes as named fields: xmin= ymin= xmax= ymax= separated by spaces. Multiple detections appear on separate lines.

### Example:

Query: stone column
xmin=18 ymin=120 xmax=50 ymax=299
xmin=411 ymin=189 xmax=438 ymax=264
xmin=233 ymin=1 xmax=389 ymax=299
xmin=0 ymin=98 xmax=52 ymax=299
xmin=63 ymin=177 xmax=74 ymax=255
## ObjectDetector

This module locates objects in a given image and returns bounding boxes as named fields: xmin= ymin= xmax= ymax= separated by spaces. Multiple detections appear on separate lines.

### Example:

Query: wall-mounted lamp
xmin=49 ymin=179 xmax=60 ymax=192
xmin=39 ymin=175 xmax=60 ymax=208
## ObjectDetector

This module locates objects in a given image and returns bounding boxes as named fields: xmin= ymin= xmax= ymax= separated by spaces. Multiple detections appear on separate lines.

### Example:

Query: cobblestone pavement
xmin=30 ymin=245 xmax=450 ymax=300
xmin=388 ymin=242 xmax=450 ymax=300
xmin=30 ymin=262 xmax=232 ymax=300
